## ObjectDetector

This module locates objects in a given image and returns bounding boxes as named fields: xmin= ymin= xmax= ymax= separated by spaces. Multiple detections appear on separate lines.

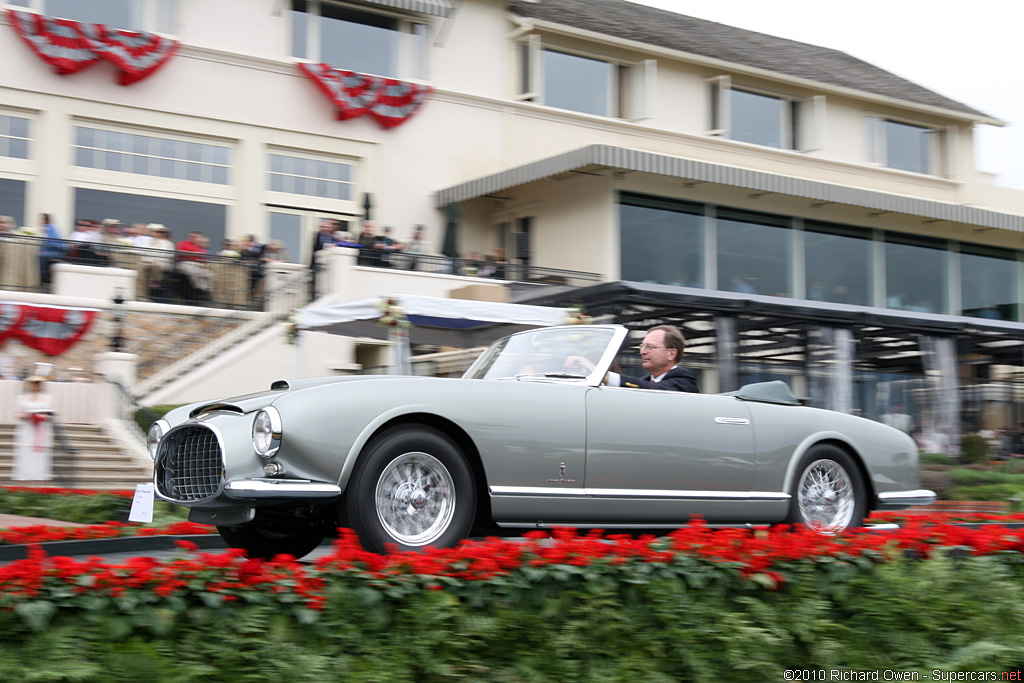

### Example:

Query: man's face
xmin=639 ymin=329 xmax=675 ymax=375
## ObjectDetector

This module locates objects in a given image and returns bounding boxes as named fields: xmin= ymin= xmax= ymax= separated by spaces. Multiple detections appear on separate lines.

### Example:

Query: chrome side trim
xmin=587 ymin=489 xmax=790 ymax=500
xmin=714 ymin=417 xmax=751 ymax=425
xmin=876 ymin=489 xmax=937 ymax=507
xmin=224 ymin=479 xmax=342 ymax=499
xmin=490 ymin=486 xmax=588 ymax=496
xmin=490 ymin=486 xmax=789 ymax=501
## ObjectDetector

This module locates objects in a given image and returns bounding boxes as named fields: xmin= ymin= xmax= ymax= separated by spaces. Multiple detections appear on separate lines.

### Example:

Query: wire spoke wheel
xmin=796 ymin=458 xmax=856 ymax=533
xmin=375 ymin=451 xmax=456 ymax=546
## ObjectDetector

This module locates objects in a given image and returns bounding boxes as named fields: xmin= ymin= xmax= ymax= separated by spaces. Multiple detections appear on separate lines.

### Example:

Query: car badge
xmin=547 ymin=462 xmax=577 ymax=484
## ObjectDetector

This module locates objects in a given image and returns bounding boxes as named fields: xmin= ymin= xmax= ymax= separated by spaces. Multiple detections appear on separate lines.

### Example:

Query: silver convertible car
xmin=147 ymin=324 xmax=935 ymax=557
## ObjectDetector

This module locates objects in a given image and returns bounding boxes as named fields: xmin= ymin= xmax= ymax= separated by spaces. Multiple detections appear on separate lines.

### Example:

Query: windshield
xmin=463 ymin=325 xmax=621 ymax=381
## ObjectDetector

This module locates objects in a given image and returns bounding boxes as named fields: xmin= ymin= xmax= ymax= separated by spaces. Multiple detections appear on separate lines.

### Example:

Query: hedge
xmin=2 ymin=523 xmax=1024 ymax=681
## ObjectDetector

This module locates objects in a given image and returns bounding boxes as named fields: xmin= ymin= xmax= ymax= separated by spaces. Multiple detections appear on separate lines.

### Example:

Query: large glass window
xmin=0 ymin=115 xmax=30 ymax=160
xmin=74 ymin=126 xmax=231 ymax=185
xmin=74 ymin=187 xmax=226 ymax=247
xmin=870 ymin=118 xmax=935 ymax=174
xmin=619 ymin=193 xmax=703 ymax=287
xmin=730 ymin=89 xmax=788 ymax=149
xmin=717 ymin=209 xmax=791 ymax=296
xmin=268 ymin=153 xmax=353 ymax=201
xmin=290 ymin=0 xmax=425 ymax=79
xmin=45 ymin=0 xmax=142 ymax=27
xmin=542 ymin=49 xmax=612 ymax=117
xmin=804 ymin=222 xmax=872 ymax=306
xmin=960 ymin=245 xmax=1019 ymax=321
xmin=885 ymin=235 xmax=947 ymax=314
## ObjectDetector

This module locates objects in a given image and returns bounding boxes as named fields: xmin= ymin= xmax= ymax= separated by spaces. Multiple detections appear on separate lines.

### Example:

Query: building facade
xmin=2 ymin=0 xmax=1024 ymax=450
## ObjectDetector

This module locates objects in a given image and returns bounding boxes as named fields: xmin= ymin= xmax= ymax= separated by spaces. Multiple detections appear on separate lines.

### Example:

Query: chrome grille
xmin=157 ymin=425 xmax=223 ymax=502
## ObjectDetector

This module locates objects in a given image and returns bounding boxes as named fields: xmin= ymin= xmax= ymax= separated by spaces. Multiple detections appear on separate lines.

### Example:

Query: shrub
xmin=920 ymin=452 xmax=954 ymax=466
xmin=133 ymin=404 xmax=183 ymax=435
xmin=960 ymin=434 xmax=990 ymax=464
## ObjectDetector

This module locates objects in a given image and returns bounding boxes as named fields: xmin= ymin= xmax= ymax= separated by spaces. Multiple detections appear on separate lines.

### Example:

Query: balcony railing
xmin=2 ymin=233 xmax=603 ymax=309
xmin=1 ymin=233 xmax=263 ymax=310
xmin=352 ymin=250 xmax=603 ymax=289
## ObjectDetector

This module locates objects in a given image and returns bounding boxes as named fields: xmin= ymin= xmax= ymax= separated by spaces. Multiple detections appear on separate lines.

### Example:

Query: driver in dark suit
xmin=604 ymin=325 xmax=699 ymax=392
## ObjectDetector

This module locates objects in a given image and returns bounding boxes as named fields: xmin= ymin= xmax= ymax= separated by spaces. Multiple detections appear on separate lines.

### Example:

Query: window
xmin=518 ymin=38 xmax=655 ymax=120
xmin=0 ymin=115 xmax=31 ymax=160
xmin=13 ymin=0 xmax=177 ymax=33
xmin=884 ymin=234 xmax=947 ymax=314
xmin=291 ymin=0 xmax=427 ymax=79
xmin=74 ymin=187 xmax=227 ymax=248
xmin=960 ymin=244 xmax=1019 ymax=321
xmin=804 ymin=222 xmax=872 ymax=306
xmin=268 ymin=153 xmax=354 ymax=201
xmin=73 ymin=126 xmax=231 ymax=185
xmin=868 ymin=117 xmax=938 ymax=175
xmin=619 ymin=193 xmax=704 ymax=287
xmin=716 ymin=209 xmax=791 ymax=296
xmin=709 ymin=76 xmax=824 ymax=151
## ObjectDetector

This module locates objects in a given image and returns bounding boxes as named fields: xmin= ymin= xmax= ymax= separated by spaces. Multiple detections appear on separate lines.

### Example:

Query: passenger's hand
xmin=563 ymin=356 xmax=595 ymax=374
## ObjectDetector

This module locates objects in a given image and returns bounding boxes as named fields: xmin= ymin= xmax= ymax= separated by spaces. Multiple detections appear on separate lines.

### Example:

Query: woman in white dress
xmin=12 ymin=376 xmax=54 ymax=482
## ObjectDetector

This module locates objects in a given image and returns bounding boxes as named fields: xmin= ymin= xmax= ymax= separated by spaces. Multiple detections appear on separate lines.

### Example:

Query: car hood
xmin=160 ymin=375 xmax=430 ymax=425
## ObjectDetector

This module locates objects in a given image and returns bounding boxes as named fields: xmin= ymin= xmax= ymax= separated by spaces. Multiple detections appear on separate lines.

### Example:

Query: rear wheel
xmin=787 ymin=445 xmax=866 ymax=534
xmin=346 ymin=426 xmax=475 ymax=554
xmin=217 ymin=523 xmax=324 ymax=560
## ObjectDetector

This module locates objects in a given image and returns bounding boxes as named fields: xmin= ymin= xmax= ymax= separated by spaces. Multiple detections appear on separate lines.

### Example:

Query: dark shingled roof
xmin=508 ymin=0 xmax=993 ymax=121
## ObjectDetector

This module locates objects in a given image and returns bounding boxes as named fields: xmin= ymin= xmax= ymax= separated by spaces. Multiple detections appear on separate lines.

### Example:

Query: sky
xmin=629 ymin=0 xmax=1024 ymax=191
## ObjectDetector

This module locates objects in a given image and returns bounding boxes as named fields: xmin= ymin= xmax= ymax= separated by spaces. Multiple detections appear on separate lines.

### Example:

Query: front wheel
xmin=217 ymin=523 xmax=324 ymax=560
xmin=346 ymin=426 xmax=476 ymax=554
xmin=787 ymin=445 xmax=867 ymax=534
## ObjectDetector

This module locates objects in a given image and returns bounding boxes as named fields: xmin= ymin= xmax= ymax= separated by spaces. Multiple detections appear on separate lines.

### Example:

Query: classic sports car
xmin=148 ymin=324 xmax=935 ymax=557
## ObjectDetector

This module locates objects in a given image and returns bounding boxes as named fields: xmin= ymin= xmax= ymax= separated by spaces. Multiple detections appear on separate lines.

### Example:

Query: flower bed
xmin=1 ymin=523 xmax=1024 ymax=680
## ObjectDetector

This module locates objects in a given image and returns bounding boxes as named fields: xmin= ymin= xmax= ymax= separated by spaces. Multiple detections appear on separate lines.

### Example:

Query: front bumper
xmin=875 ymin=489 xmax=937 ymax=509
xmin=224 ymin=478 xmax=342 ymax=500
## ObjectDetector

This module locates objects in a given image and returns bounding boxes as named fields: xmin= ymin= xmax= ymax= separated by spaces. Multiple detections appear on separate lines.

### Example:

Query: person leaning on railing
xmin=141 ymin=224 xmax=177 ymax=299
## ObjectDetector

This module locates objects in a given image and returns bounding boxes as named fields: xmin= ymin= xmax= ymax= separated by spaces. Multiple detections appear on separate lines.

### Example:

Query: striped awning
xmin=433 ymin=144 xmax=1024 ymax=233
xmin=355 ymin=0 xmax=454 ymax=17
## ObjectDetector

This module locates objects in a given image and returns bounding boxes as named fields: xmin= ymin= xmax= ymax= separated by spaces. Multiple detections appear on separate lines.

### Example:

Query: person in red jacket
xmin=175 ymin=230 xmax=213 ymax=297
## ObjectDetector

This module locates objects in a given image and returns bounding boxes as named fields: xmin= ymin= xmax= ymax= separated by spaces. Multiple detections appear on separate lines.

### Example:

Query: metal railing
xmin=50 ymin=421 xmax=79 ymax=488
xmin=1 ymin=233 xmax=262 ymax=310
xmin=107 ymin=379 xmax=153 ymax=450
xmin=358 ymin=250 xmax=603 ymax=288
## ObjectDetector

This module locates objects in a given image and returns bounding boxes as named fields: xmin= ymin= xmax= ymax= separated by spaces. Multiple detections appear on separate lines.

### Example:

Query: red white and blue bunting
xmin=0 ymin=302 xmax=99 ymax=356
xmin=7 ymin=9 xmax=179 ymax=85
xmin=298 ymin=63 xmax=432 ymax=129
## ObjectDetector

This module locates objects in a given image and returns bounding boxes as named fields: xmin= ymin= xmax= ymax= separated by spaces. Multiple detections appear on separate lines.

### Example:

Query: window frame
xmin=516 ymin=35 xmax=656 ymax=121
xmin=708 ymin=76 xmax=824 ymax=152
xmin=290 ymin=0 xmax=430 ymax=80
xmin=867 ymin=115 xmax=943 ymax=176
xmin=266 ymin=148 xmax=357 ymax=205
xmin=72 ymin=122 xmax=233 ymax=187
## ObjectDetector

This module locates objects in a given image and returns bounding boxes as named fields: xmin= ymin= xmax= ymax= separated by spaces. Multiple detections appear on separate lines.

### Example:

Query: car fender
xmin=779 ymin=431 xmax=865 ymax=496
xmin=337 ymin=403 xmax=453 ymax=491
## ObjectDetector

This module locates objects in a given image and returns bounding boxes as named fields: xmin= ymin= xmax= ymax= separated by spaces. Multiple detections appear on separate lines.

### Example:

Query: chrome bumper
xmin=876 ymin=489 xmax=937 ymax=508
xmin=224 ymin=479 xmax=342 ymax=500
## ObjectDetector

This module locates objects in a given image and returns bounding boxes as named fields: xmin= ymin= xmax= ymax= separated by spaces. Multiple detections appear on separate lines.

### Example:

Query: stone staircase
xmin=0 ymin=422 xmax=153 ymax=490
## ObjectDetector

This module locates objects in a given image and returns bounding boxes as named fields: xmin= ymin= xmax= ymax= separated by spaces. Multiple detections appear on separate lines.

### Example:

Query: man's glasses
xmin=639 ymin=343 xmax=667 ymax=351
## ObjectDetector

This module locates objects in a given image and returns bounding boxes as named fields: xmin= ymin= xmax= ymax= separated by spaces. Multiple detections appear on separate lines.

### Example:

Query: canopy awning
xmin=353 ymin=0 xmax=454 ymax=17
xmin=298 ymin=294 xmax=574 ymax=348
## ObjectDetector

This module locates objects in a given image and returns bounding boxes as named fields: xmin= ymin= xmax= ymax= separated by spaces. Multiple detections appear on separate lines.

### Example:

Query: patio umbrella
xmin=442 ymin=202 xmax=460 ymax=258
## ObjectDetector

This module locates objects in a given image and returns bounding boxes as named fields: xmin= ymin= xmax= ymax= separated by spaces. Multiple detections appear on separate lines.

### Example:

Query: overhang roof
xmin=356 ymin=0 xmax=454 ymax=17
xmin=434 ymin=144 xmax=1024 ymax=232
xmin=515 ymin=280 xmax=1024 ymax=371
xmin=508 ymin=0 xmax=996 ymax=122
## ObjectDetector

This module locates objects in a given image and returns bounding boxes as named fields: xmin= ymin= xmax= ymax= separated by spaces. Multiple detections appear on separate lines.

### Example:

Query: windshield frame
xmin=462 ymin=324 xmax=628 ymax=386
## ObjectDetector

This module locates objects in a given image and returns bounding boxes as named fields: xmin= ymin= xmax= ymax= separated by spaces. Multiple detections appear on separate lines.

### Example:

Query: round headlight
xmin=252 ymin=407 xmax=282 ymax=458
xmin=147 ymin=419 xmax=169 ymax=462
